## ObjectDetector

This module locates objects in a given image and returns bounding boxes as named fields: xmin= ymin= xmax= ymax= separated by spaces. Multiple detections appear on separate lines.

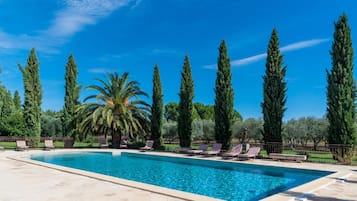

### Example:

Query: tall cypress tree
xmin=0 ymin=87 xmax=14 ymax=121
xmin=178 ymin=55 xmax=194 ymax=147
xmin=19 ymin=48 xmax=42 ymax=147
xmin=13 ymin=90 xmax=21 ymax=112
xmin=62 ymin=54 xmax=81 ymax=139
xmin=327 ymin=14 xmax=356 ymax=163
xmin=151 ymin=64 xmax=164 ymax=149
xmin=214 ymin=40 xmax=234 ymax=150
xmin=1 ymin=89 xmax=14 ymax=116
xmin=0 ymin=87 xmax=15 ymax=136
xmin=261 ymin=28 xmax=287 ymax=154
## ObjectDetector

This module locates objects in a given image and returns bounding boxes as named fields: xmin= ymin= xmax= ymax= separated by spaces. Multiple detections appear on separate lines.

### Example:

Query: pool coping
xmin=8 ymin=149 xmax=222 ymax=201
xmin=7 ymin=149 xmax=354 ymax=201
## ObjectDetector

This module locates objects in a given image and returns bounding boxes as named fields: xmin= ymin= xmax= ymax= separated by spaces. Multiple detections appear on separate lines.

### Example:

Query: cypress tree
xmin=0 ymin=89 xmax=14 ymax=116
xmin=327 ymin=14 xmax=356 ymax=163
xmin=13 ymin=90 xmax=21 ymax=112
xmin=178 ymin=55 xmax=194 ymax=147
xmin=19 ymin=48 xmax=42 ymax=147
xmin=151 ymin=64 xmax=164 ymax=149
xmin=62 ymin=54 xmax=81 ymax=139
xmin=0 ymin=87 xmax=15 ymax=135
xmin=261 ymin=28 xmax=287 ymax=154
xmin=214 ymin=40 xmax=234 ymax=150
xmin=0 ymin=87 xmax=14 ymax=122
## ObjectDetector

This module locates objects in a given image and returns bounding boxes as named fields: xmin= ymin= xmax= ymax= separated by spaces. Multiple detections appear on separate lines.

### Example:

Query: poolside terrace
xmin=1 ymin=149 xmax=356 ymax=201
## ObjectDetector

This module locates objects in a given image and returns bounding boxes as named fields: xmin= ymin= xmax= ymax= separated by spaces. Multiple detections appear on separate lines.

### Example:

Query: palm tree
xmin=78 ymin=72 xmax=150 ymax=148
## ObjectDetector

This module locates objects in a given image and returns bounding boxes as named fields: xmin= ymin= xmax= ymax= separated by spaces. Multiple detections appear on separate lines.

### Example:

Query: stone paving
xmin=0 ymin=152 xmax=184 ymax=201
xmin=307 ymin=172 xmax=357 ymax=201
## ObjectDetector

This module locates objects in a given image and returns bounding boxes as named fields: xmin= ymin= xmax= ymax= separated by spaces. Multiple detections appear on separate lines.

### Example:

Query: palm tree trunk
xmin=112 ymin=129 xmax=122 ymax=149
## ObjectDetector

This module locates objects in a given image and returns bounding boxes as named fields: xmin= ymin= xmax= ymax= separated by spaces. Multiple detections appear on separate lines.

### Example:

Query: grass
xmin=0 ymin=141 xmax=100 ymax=149
xmin=0 ymin=142 xmax=16 ymax=149
xmin=163 ymin=144 xmax=200 ymax=151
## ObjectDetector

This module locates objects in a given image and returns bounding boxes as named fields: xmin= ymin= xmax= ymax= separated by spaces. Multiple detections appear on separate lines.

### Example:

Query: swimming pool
xmin=31 ymin=152 xmax=332 ymax=201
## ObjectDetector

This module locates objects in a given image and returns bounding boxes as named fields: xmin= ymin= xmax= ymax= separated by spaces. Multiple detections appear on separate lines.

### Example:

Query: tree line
xmin=162 ymin=117 xmax=328 ymax=149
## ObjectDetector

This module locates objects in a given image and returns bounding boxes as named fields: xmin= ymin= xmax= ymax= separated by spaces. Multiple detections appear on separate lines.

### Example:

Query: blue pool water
xmin=31 ymin=152 xmax=332 ymax=201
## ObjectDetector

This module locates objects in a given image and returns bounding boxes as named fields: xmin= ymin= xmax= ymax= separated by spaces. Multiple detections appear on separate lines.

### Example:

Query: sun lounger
xmin=44 ymin=139 xmax=55 ymax=150
xmin=175 ymin=147 xmax=191 ymax=153
xmin=16 ymin=140 xmax=29 ymax=151
xmin=222 ymin=144 xmax=243 ymax=158
xmin=140 ymin=140 xmax=154 ymax=151
xmin=99 ymin=138 xmax=109 ymax=148
xmin=269 ymin=153 xmax=307 ymax=162
xmin=238 ymin=147 xmax=260 ymax=159
xmin=202 ymin=143 xmax=222 ymax=156
xmin=119 ymin=136 xmax=129 ymax=148
xmin=186 ymin=144 xmax=208 ymax=155
xmin=120 ymin=138 xmax=128 ymax=148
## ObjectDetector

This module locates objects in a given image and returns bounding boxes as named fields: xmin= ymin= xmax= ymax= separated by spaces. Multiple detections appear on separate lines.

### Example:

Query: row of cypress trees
xmin=260 ymin=14 xmax=357 ymax=164
xmin=150 ymin=40 xmax=236 ymax=150
xmin=16 ymin=49 xmax=80 ymax=146
xmin=150 ymin=14 xmax=356 ymax=164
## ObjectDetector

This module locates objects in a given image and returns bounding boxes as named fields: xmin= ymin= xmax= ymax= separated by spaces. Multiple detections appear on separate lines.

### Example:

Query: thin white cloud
xmin=0 ymin=31 xmax=14 ymax=48
xmin=280 ymin=38 xmax=330 ymax=52
xmin=202 ymin=64 xmax=216 ymax=69
xmin=98 ymin=53 xmax=128 ymax=62
xmin=97 ymin=47 xmax=179 ymax=63
xmin=0 ymin=0 xmax=138 ymax=53
xmin=88 ymin=68 xmax=111 ymax=74
xmin=45 ymin=0 xmax=131 ymax=38
xmin=203 ymin=38 xmax=330 ymax=69
xmin=148 ymin=48 xmax=179 ymax=56
xmin=0 ymin=30 xmax=61 ymax=53
xmin=231 ymin=53 xmax=267 ymax=67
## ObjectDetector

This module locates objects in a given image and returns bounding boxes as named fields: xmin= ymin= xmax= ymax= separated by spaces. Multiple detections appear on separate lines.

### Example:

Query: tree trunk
xmin=112 ymin=130 xmax=122 ymax=149
xmin=64 ymin=138 xmax=74 ymax=148
xmin=313 ymin=138 xmax=321 ymax=151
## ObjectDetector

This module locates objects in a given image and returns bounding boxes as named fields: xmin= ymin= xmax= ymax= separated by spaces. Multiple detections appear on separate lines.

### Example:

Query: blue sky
xmin=0 ymin=0 xmax=356 ymax=120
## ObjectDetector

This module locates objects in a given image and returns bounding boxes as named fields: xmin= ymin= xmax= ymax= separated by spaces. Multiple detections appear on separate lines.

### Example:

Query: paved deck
xmin=1 ymin=149 xmax=357 ymax=201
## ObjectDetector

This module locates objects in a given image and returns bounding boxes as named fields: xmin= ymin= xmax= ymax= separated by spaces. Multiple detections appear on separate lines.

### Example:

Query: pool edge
xmin=261 ymin=170 xmax=350 ymax=201
xmin=8 ymin=149 xmax=352 ymax=201
xmin=7 ymin=150 xmax=223 ymax=201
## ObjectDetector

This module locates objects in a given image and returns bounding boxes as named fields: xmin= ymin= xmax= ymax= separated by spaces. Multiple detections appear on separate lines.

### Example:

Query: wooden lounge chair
xmin=140 ymin=140 xmax=154 ymax=151
xmin=269 ymin=153 xmax=307 ymax=162
xmin=186 ymin=144 xmax=208 ymax=155
xmin=99 ymin=138 xmax=109 ymax=148
xmin=202 ymin=143 xmax=222 ymax=156
xmin=16 ymin=140 xmax=29 ymax=151
xmin=222 ymin=144 xmax=243 ymax=158
xmin=120 ymin=138 xmax=128 ymax=148
xmin=175 ymin=147 xmax=191 ymax=153
xmin=237 ymin=147 xmax=260 ymax=160
xmin=44 ymin=139 xmax=55 ymax=150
